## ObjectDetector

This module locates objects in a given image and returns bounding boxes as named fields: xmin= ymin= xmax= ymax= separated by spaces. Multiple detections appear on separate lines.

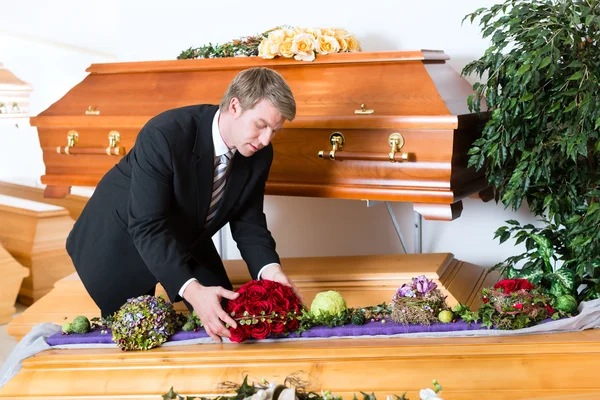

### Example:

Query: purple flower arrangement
xmin=111 ymin=295 xmax=178 ymax=351
xmin=393 ymin=275 xmax=438 ymax=301
xmin=391 ymin=275 xmax=450 ymax=325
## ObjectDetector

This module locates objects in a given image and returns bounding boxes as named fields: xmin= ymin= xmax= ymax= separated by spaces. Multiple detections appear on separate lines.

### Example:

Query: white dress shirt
xmin=178 ymin=109 xmax=279 ymax=298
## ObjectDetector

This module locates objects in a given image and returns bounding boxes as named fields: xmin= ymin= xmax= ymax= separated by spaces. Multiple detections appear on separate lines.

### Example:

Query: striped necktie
xmin=205 ymin=151 xmax=232 ymax=225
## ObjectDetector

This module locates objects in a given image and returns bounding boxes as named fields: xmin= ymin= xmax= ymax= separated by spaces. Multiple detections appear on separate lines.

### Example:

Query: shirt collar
xmin=212 ymin=109 xmax=236 ymax=157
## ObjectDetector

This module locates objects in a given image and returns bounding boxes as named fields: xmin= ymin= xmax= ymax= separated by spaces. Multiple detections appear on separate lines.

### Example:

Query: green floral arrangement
xmin=178 ymin=30 xmax=270 ymax=59
xmin=453 ymin=278 xmax=575 ymax=330
xmin=351 ymin=303 xmax=392 ymax=325
xmin=111 ymin=295 xmax=179 ymax=351
xmin=163 ymin=375 xmax=443 ymax=400
xmin=390 ymin=276 xmax=451 ymax=325
xmin=296 ymin=289 xmax=392 ymax=332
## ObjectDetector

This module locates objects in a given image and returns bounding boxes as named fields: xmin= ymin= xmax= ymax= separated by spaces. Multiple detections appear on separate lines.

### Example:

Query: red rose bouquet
xmin=225 ymin=280 xmax=302 ymax=343
xmin=454 ymin=278 xmax=566 ymax=330
xmin=480 ymin=278 xmax=555 ymax=329
xmin=493 ymin=278 xmax=535 ymax=294
xmin=484 ymin=279 xmax=546 ymax=315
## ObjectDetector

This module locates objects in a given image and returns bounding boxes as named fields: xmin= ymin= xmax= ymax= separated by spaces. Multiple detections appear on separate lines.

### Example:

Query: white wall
xmin=0 ymin=0 xmax=118 ymax=188
xmin=0 ymin=0 xmax=539 ymax=269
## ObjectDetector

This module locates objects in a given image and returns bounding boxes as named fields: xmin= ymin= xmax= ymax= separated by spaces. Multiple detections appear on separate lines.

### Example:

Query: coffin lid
xmin=0 ymin=63 xmax=33 ymax=122
xmin=31 ymin=50 xmax=476 ymax=130
xmin=0 ymin=63 xmax=33 ymax=92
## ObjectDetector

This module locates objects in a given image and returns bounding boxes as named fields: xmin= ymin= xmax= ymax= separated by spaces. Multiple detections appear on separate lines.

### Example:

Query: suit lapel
xmin=192 ymin=106 xmax=219 ymax=230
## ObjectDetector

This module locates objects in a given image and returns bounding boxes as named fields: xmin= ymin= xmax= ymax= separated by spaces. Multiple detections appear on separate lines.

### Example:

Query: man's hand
xmin=260 ymin=264 xmax=305 ymax=304
xmin=182 ymin=281 xmax=239 ymax=342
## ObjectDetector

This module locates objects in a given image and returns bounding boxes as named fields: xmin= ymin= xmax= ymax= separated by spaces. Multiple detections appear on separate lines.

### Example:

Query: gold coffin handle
xmin=354 ymin=104 xmax=374 ymax=115
xmin=85 ymin=106 xmax=100 ymax=115
xmin=318 ymin=132 xmax=410 ymax=163
xmin=388 ymin=133 xmax=409 ymax=163
xmin=56 ymin=130 xmax=79 ymax=154
xmin=55 ymin=130 xmax=124 ymax=156
xmin=318 ymin=132 xmax=345 ymax=160
xmin=106 ymin=130 xmax=123 ymax=156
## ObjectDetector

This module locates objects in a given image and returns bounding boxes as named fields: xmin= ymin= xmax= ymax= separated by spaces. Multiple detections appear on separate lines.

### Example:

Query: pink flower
xmin=413 ymin=275 xmax=437 ymax=294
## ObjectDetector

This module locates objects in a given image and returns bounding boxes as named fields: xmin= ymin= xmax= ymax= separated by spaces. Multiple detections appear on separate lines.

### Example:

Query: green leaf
xmin=587 ymin=202 xmax=600 ymax=217
xmin=162 ymin=387 xmax=177 ymax=400
xmin=361 ymin=392 xmax=377 ymax=400
xmin=547 ymin=101 xmax=561 ymax=113
xmin=539 ymin=56 xmax=552 ymax=69
xmin=516 ymin=64 xmax=531 ymax=76
xmin=162 ymin=387 xmax=191 ymax=400
xmin=519 ymin=93 xmax=534 ymax=102
xmin=530 ymin=234 xmax=553 ymax=273
xmin=564 ymin=101 xmax=578 ymax=113
xmin=237 ymin=375 xmax=256 ymax=398
xmin=549 ymin=280 xmax=569 ymax=297
xmin=550 ymin=269 xmax=576 ymax=292
xmin=568 ymin=71 xmax=584 ymax=81
xmin=468 ymin=146 xmax=480 ymax=155
xmin=510 ymin=265 xmax=545 ymax=284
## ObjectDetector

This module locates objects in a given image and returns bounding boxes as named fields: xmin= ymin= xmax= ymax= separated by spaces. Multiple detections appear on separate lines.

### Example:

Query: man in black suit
xmin=66 ymin=67 xmax=302 ymax=342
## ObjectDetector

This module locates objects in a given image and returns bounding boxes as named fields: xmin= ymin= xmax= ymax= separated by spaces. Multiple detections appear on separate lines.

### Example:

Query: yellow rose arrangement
xmin=258 ymin=27 xmax=361 ymax=61
xmin=178 ymin=27 xmax=360 ymax=61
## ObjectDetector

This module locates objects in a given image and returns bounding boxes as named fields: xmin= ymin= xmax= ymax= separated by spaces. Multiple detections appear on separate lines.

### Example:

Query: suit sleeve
xmin=126 ymin=124 xmax=195 ymax=302
xmin=229 ymin=148 xmax=281 ymax=279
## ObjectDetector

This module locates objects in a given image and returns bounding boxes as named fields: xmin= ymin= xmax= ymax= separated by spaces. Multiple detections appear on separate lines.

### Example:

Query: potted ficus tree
xmin=462 ymin=0 xmax=600 ymax=303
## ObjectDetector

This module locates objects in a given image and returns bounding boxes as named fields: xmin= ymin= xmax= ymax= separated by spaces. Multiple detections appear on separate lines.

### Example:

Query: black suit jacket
xmin=66 ymin=105 xmax=280 ymax=314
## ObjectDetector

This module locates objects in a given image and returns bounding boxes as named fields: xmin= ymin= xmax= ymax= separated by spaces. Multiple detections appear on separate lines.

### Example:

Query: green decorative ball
xmin=71 ymin=316 xmax=91 ymax=334
xmin=182 ymin=321 xmax=196 ymax=331
xmin=438 ymin=310 xmax=453 ymax=323
xmin=61 ymin=322 xmax=72 ymax=334
xmin=310 ymin=290 xmax=347 ymax=317
xmin=351 ymin=312 xmax=366 ymax=326
xmin=555 ymin=295 xmax=578 ymax=313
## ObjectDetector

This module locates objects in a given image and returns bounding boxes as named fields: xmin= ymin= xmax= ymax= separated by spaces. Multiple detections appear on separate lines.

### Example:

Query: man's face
xmin=227 ymin=98 xmax=286 ymax=157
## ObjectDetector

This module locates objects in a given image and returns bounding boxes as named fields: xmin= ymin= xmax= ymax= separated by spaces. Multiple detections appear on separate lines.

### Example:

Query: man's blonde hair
xmin=220 ymin=67 xmax=296 ymax=121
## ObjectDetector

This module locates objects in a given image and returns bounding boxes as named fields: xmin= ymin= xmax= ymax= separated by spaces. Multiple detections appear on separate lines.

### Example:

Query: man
xmin=66 ymin=67 xmax=302 ymax=342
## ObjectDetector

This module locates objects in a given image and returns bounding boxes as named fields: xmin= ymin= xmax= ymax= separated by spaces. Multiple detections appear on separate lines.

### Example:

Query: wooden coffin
xmin=0 ymin=195 xmax=75 ymax=305
xmin=2 ymin=331 xmax=600 ymax=399
xmin=2 ymin=268 xmax=600 ymax=400
xmin=5 ymin=257 xmax=600 ymax=400
xmin=0 ymin=244 xmax=29 ymax=324
xmin=31 ymin=50 xmax=488 ymax=221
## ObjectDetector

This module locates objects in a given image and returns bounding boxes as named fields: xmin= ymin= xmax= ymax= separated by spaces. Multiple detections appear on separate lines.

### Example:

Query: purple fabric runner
xmin=47 ymin=320 xmax=487 ymax=346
